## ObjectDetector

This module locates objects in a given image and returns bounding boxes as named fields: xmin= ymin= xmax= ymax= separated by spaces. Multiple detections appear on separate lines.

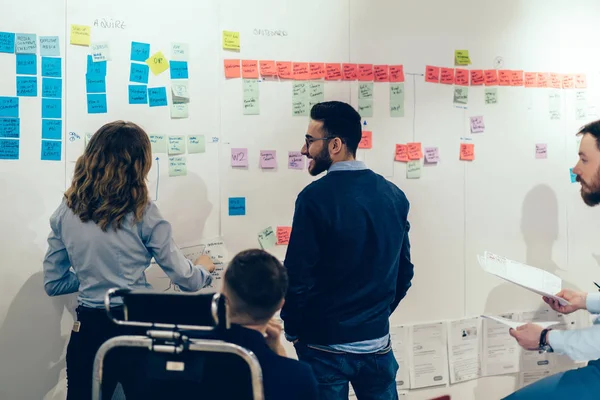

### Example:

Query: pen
xmin=594 ymin=282 xmax=600 ymax=292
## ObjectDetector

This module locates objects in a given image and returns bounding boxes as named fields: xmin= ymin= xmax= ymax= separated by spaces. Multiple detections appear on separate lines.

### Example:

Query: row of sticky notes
xmin=0 ymin=32 xmax=60 ymax=56
xmin=150 ymin=134 xmax=205 ymax=155
xmin=231 ymin=149 xmax=307 ymax=170
xmin=425 ymin=66 xmax=587 ymax=89
xmin=16 ymin=55 xmax=61 ymax=77
xmin=258 ymin=226 xmax=292 ymax=249
xmin=394 ymin=143 xmax=440 ymax=163
xmin=224 ymin=59 xmax=405 ymax=82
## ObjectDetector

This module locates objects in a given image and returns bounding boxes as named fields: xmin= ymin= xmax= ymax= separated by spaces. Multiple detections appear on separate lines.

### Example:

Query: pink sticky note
xmin=536 ymin=144 xmax=547 ymax=159
xmin=231 ymin=148 xmax=248 ymax=167
xmin=359 ymin=131 xmax=372 ymax=149
xmin=288 ymin=151 xmax=305 ymax=169
xmin=260 ymin=150 xmax=277 ymax=169
xmin=470 ymin=116 xmax=485 ymax=133
xmin=276 ymin=227 xmax=292 ymax=245
xmin=425 ymin=66 xmax=441 ymax=83
xmin=389 ymin=65 xmax=405 ymax=82
xmin=424 ymin=147 xmax=439 ymax=163
xmin=224 ymin=59 xmax=241 ymax=78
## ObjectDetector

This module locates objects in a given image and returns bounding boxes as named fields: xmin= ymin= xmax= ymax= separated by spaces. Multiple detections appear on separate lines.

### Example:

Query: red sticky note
xmin=440 ymin=68 xmax=455 ymax=84
xmin=277 ymin=61 xmax=293 ymax=79
xmin=550 ymin=73 xmax=562 ymax=89
xmin=395 ymin=144 xmax=408 ymax=162
xmin=241 ymin=60 xmax=259 ymax=79
xmin=374 ymin=65 xmax=389 ymax=82
xmin=310 ymin=63 xmax=326 ymax=79
xmin=293 ymin=62 xmax=310 ymax=80
xmin=325 ymin=63 xmax=342 ymax=80
xmin=223 ymin=59 xmax=241 ymax=78
xmin=455 ymin=69 xmax=469 ymax=86
xmin=470 ymin=70 xmax=484 ymax=86
xmin=358 ymin=64 xmax=374 ymax=81
xmin=342 ymin=64 xmax=357 ymax=80
xmin=562 ymin=74 xmax=575 ymax=89
xmin=511 ymin=70 xmax=524 ymax=86
xmin=359 ymin=131 xmax=372 ymax=149
xmin=407 ymin=142 xmax=422 ymax=160
xmin=484 ymin=70 xmax=498 ymax=86
xmin=537 ymin=72 xmax=549 ymax=88
xmin=259 ymin=60 xmax=277 ymax=76
xmin=498 ymin=70 xmax=511 ymax=86
xmin=425 ymin=66 xmax=440 ymax=83
xmin=575 ymin=74 xmax=587 ymax=89
xmin=524 ymin=72 xmax=537 ymax=88
xmin=460 ymin=143 xmax=475 ymax=161
xmin=276 ymin=226 xmax=292 ymax=245
xmin=390 ymin=65 xmax=405 ymax=82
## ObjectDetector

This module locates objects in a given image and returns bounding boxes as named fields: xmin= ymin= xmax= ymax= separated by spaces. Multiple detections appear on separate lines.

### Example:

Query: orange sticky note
xmin=293 ymin=62 xmax=310 ymax=80
xmin=276 ymin=227 xmax=292 ymax=245
xmin=562 ymin=74 xmax=575 ymax=89
xmin=359 ymin=131 xmax=372 ymax=149
xmin=389 ymin=65 xmax=405 ymax=82
xmin=342 ymin=64 xmax=357 ymax=80
xmin=440 ymin=68 xmax=455 ymax=84
xmin=277 ymin=61 xmax=293 ymax=79
xmin=259 ymin=60 xmax=277 ymax=76
xmin=425 ymin=66 xmax=440 ymax=83
xmin=223 ymin=59 xmax=241 ymax=78
xmin=510 ymin=70 xmax=524 ymax=86
xmin=310 ymin=63 xmax=326 ymax=79
xmin=374 ymin=65 xmax=389 ymax=82
xmin=550 ymin=73 xmax=562 ymax=89
xmin=498 ymin=70 xmax=511 ymax=86
xmin=395 ymin=144 xmax=408 ymax=162
xmin=358 ymin=64 xmax=374 ymax=81
xmin=484 ymin=70 xmax=498 ymax=86
xmin=407 ymin=142 xmax=422 ymax=160
xmin=325 ymin=63 xmax=342 ymax=80
xmin=575 ymin=74 xmax=587 ymax=89
xmin=460 ymin=143 xmax=474 ymax=161
xmin=524 ymin=72 xmax=537 ymax=88
xmin=455 ymin=69 xmax=469 ymax=86
xmin=537 ymin=72 xmax=549 ymax=88
xmin=470 ymin=70 xmax=484 ymax=86
xmin=242 ymin=60 xmax=259 ymax=79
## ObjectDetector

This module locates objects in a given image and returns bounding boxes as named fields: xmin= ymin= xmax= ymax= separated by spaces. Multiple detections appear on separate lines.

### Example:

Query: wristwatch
xmin=539 ymin=328 xmax=554 ymax=353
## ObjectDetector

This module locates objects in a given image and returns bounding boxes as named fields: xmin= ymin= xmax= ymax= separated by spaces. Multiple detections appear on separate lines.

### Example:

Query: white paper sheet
xmin=481 ymin=315 xmax=560 ymax=330
xmin=408 ymin=322 xmax=449 ymax=389
xmin=482 ymin=313 xmax=521 ymax=376
xmin=447 ymin=317 xmax=482 ymax=383
xmin=390 ymin=325 xmax=411 ymax=389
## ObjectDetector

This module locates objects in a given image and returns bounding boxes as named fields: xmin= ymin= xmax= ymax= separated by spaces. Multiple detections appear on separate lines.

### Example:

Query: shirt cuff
xmin=586 ymin=293 xmax=600 ymax=314
xmin=548 ymin=330 xmax=566 ymax=354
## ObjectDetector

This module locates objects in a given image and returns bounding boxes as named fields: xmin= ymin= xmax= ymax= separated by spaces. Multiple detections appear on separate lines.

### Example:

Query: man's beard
xmin=578 ymin=170 xmax=600 ymax=206
xmin=308 ymin=146 xmax=332 ymax=176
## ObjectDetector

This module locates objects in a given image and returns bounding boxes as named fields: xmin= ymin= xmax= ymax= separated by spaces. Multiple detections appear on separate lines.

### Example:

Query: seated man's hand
xmin=194 ymin=254 xmax=216 ymax=273
xmin=265 ymin=319 xmax=287 ymax=357
xmin=509 ymin=323 xmax=543 ymax=351
xmin=543 ymin=289 xmax=587 ymax=314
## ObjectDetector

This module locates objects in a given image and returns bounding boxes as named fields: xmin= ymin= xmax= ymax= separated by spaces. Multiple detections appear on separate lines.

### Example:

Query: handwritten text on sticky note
xmin=470 ymin=116 xmax=485 ymax=133
xmin=231 ymin=148 xmax=248 ymax=167
xmin=276 ymin=227 xmax=292 ymax=245
xmin=260 ymin=150 xmax=277 ymax=169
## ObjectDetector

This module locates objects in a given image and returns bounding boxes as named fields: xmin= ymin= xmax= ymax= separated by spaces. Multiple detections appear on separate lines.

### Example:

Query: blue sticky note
xmin=42 ymin=119 xmax=62 ymax=140
xmin=86 ymin=75 xmax=106 ymax=93
xmin=170 ymin=61 xmax=189 ymax=79
xmin=16 ymin=76 xmax=37 ymax=97
xmin=39 ymin=36 xmax=60 ymax=57
xmin=15 ymin=33 xmax=36 ymax=54
xmin=16 ymin=54 xmax=37 ymax=75
xmin=41 ymin=140 xmax=62 ymax=161
xmin=131 ymin=42 xmax=150 ymax=62
xmin=148 ymin=87 xmax=168 ymax=107
xmin=42 ymin=78 xmax=62 ymax=99
xmin=41 ymin=57 xmax=61 ymax=77
xmin=0 ymin=32 xmax=15 ymax=53
xmin=0 ymin=97 xmax=19 ymax=117
xmin=229 ymin=197 xmax=246 ymax=216
xmin=570 ymin=168 xmax=577 ymax=183
xmin=0 ymin=118 xmax=20 ymax=138
xmin=130 ymin=63 xmax=149 ymax=84
xmin=87 ymin=94 xmax=107 ymax=114
xmin=86 ymin=55 xmax=107 ymax=77
xmin=0 ymin=139 xmax=19 ymax=159
xmin=42 ymin=98 xmax=61 ymax=119
xmin=129 ymin=85 xmax=148 ymax=104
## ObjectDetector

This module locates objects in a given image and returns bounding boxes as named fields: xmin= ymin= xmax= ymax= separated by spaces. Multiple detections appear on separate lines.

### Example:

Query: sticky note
xmin=570 ymin=168 xmax=577 ymax=183
xmin=86 ymin=75 xmax=106 ymax=93
xmin=42 ymin=57 xmax=61 ymax=77
xmin=231 ymin=148 xmax=248 ymax=167
xmin=440 ymin=68 xmax=455 ymax=85
xmin=424 ymin=147 xmax=439 ymax=163
xmin=389 ymin=65 xmax=405 ymax=82
xmin=243 ymin=79 xmax=260 ymax=115
xmin=575 ymin=74 xmax=587 ymax=89
xmin=358 ymin=99 xmax=373 ymax=118
xmin=41 ymin=140 xmax=61 ymax=161
xmin=374 ymin=65 xmax=389 ymax=82
xmin=149 ymin=135 xmax=167 ymax=153
xmin=358 ymin=64 xmax=374 ymax=81
xmin=260 ymin=60 xmax=277 ymax=76
xmin=39 ymin=36 xmax=60 ymax=56
xmin=453 ymin=87 xmax=469 ymax=106
xmin=0 ymin=139 xmax=19 ymax=159
xmin=276 ymin=227 xmax=292 ymax=245
xmin=222 ymin=31 xmax=240 ymax=51
xmin=576 ymin=90 xmax=588 ymax=121
xmin=187 ymin=135 xmax=205 ymax=153
xmin=407 ymin=161 xmax=421 ymax=179
xmin=168 ymin=156 xmax=187 ymax=177
xmin=407 ymin=142 xmax=422 ymax=159
xmin=550 ymin=73 xmax=562 ymax=89
xmin=549 ymin=91 xmax=561 ymax=120
xmin=224 ymin=59 xmax=241 ymax=78
xmin=0 ymin=118 xmax=19 ymax=138
xmin=484 ymin=70 xmax=498 ymax=86
xmin=148 ymin=87 xmax=168 ymax=107
xmin=0 ymin=32 xmax=15 ymax=53
xmin=395 ymin=144 xmax=408 ymax=162
xmin=146 ymin=51 xmax=169 ymax=76
xmin=455 ymin=50 xmax=471 ymax=65
xmin=292 ymin=82 xmax=308 ymax=116
xmin=498 ymin=70 xmax=511 ymax=86
xmin=15 ymin=33 xmax=36 ymax=54
xmin=359 ymin=83 xmax=373 ymax=99
xmin=310 ymin=63 xmax=326 ymax=79
xmin=0 ymin=97 xmax=19 ymax=117
xmin=168 ymin=135 xmax=185 ymax=155
xmin=359 ymin=131 xmax=372 ymax=149
xmin=170 ymin=103 xmax=189 ymax=119
xmin=42 ymin=98 xmax=61 ymax=118
xmin=308 ymin=81 xmax=324 ymax=108
xmin=242 ymin=60 xmax=259 ymax=79
xmin=130 ymin=42 xmax=150 ymax=62
xmin=128 ymin=85 xmax=148 ymax=104
xmin=485 ymin=88 xmax=498 ymax=105
xmin=562 ymin=74 xmax=575 ymax=89
xmin=288 ymin=151 xmax=305 ymax=169
xmin=86 ymin=94 xmax=107 ymax=114
xmin=170 ymin=61 xmax=189 ymax=79
xmin=16 ymin=76 xmax=37 ymax=97
xmin=537 ymin=73 xmax=549 ymax=88
xmin=293 ymin=62 xmax=310 ymax=80
xmin=171 ymin=43 xmax=189 ymax=61
xmin=130 ymin=63 xmax=149 ymax=84
xmin=470 ymin=116 xmax=485 ymax=133
xmin=91 ymin=42 xmax=110 ymax=62
xmin=471 ymin=70 xmax=484 ymax=86
xmin=228 ymin=197 xmax=246 ymax=216
xmin=342 ymin=64 xmax=358 ymax=80
xmin=425 ymin=66 xmax=440 ymax=83
xmin=325 ymin=63 xmax=342 ymax=80
xmin=16 ymin=54 xmax=37 ymax=75
xmin=86 ymin=55 xmax=104 ymax=77
xmin=460 ymin=143 xmax=475 ymax=161
xmin=171 ymin=81 xmax=189 ymax=102
xmin=277 ymin=61 xmax=292 ymax=79
xmin=390 ymin=83 xmax=405 ymax=118
xmin=70 ymin=25 xmax=91 ymax=46
xmin=455 ymin=69 xmax=469 ymax=86
xmin=511 ymin=70 xmax=524 ymax=86
xmin=42 ymin=119 xmax=62 ymax=140
xmin=260 ymin=150 xmax=277 ymax=169
xmin=258 ymin=226 xmax=277 ymax=249
xmin=31 ymin=77 xmax=52 ymax=98
xmin=536 ymin=144 xmax=547 ymax=159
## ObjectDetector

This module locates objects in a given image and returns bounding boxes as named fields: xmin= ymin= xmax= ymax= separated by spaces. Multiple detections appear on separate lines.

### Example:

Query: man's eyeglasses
xmin=305 ymin=135 xmax=338 ymax=148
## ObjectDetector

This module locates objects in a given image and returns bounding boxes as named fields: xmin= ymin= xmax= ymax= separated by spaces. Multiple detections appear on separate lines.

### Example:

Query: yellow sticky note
xmin=70 ymin=24 xmax=91 ymax=46
xmin=146 ymin=51 xmax=170 ymax=76
xmin=455 ymin=50 xmax=471 ymax=65
xmin=222 ymin=30 xmax=240 ymax=51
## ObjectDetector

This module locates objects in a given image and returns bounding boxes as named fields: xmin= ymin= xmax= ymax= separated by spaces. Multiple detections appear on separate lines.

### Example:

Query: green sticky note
xmin=171 ymin=103 xmax=189 ymax=119
xmin=168 ymin=135 xmax=186 ymax=155
xmin=84 ymin=132 xmax=93 ymax=146
xmin=484 ymin=88 xmax=498 ymax=105
xmin=358 ymin=99 xmax=373 ymax=117
xmin=309 ymin=81 xmax=324 ymax=104
xmin=549 ymin=91 xmax=561 ymax=120
xmin=453 ymin=87 xmax=469 ymax=106
xmin=359 ymin=83 xmax=373 ymax=99
xmin=407 ymin=160 xmax=421 ymax=179
xmin=455 ymin=50 xmax=471 ymax=65
xmin=168 ymin=156 xmax=187 ymax=177
xmin=390 ymin=83 xmax=405 ymax=117
xmin=188 ymin=135 xmax=205 ymax=154
xmin=292 ymin=82 xmax=309 ymax=116
xmin=150 ymin=134 xmax=167 ymax=153
xmin=243 ymin=79 xmax=260 ymax=115
xmin=258 ymin=226 xmax=277 ymax=249
xmin=243 ymin=79 xmax=259 ymax=97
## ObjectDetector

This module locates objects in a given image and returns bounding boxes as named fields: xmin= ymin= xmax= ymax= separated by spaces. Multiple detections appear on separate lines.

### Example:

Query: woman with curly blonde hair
xmin=42 ymin=121 xmax=215 ymax=400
